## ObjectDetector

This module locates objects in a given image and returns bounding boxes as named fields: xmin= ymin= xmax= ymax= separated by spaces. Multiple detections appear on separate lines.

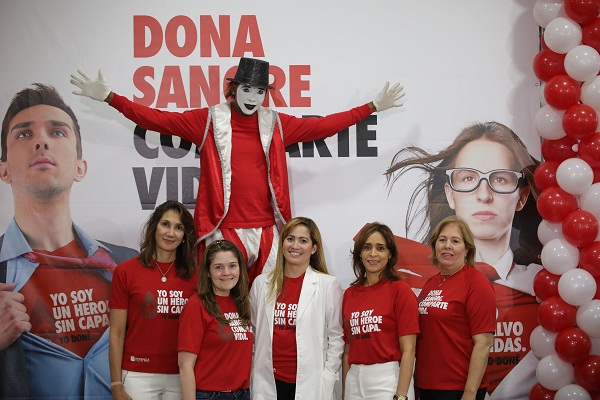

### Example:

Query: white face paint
xmin=235 ymin=84 xmax=266 ymax=115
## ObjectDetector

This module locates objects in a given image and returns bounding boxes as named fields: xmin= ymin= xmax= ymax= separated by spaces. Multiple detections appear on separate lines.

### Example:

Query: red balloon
xmin=534 ymin=49 xmax=567 ymax=82
xmin=566 ymin=0 xmax=600 ymax=24
xmin=545 ymin=75 xmax=581 ymax=110
xmin=541 ymin=35 xmax=550 ymax=50
xmin=580 ymin=132 xmax=600 ymax=169
xmin=581 ymin=241 xmax=600 ymax=278
xmin=563 ymin=104 xmax=598 ymax=141
xmin=583 ymin=18 xmax=600 ymax=54
xmin=563 ymin=210 xmax=600 ymax=247
xmin=529 ymin=383 xmax=557 ymax=400
xmin=595 ymin=167 xmax=600 ymax=183
xmin=574 ymin=355 xmax=600 ymax=393
xmin=537 ymin=186 xmax=580 ymax=222
xmin=534 ymin=269 xmax=561 ymax=300
xmin=538 ymin=296 xmax=578 ymax=332
xmin=534 ymin=161 xmax=561 ymax=191
xmin=541 ymin=136 xmax=578 ymax=162
xmin=596 ymin=276 xmax=600 ymax=299
xmin=555 ymin=327 xmax=592 ymax=363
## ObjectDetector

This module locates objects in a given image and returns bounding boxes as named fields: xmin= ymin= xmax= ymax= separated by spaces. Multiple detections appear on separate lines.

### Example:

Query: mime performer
xmin=71 ymin=57 xmax=405 ymax=283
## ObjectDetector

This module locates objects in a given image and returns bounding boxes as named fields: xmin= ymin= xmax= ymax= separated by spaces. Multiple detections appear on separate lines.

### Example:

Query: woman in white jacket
xmin=250 ymin=217 xmax=344 ymax=400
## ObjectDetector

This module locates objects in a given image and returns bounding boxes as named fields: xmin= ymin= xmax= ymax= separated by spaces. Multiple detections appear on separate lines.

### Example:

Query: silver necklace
xmin=154 ymin=259 xmax=175 ymax=282
xmin=438 ymin=265 xmax=465 ymax=287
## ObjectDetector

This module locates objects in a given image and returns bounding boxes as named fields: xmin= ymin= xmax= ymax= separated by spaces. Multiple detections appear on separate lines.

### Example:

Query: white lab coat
xmin=250 ymin=266 xmax=344 ymax=400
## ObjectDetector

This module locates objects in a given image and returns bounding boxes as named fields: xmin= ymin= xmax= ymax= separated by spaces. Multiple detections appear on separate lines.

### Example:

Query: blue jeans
xmin=196 ymin=388 xmax=251 ymax=400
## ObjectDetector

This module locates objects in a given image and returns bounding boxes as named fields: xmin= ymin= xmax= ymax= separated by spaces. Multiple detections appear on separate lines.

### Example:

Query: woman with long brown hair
xmin=341 ymin=222 xmax=419 ymax=400
xmin=178 ymin=240 xmax=252 ymax=400
xmin=109 ymin=200 xmax=197 ymax=400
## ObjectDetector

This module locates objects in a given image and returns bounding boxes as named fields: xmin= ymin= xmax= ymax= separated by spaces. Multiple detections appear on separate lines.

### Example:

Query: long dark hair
xmin=197 ymin=240 xmax=250 ymax=327
xmin=138 ymin=200 xmax=197 ymax=279
xmin=386 ymin=121 xmax=542 ymax=266
xmin=351 ymin=222 xmax=400 ymax=286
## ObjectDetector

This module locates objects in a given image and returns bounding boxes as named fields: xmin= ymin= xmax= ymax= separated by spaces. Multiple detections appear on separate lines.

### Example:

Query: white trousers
xmin=121 ymin=370 xmax=181 ymax=400
xmin=345 ymin=361 xmax=399 ymax=400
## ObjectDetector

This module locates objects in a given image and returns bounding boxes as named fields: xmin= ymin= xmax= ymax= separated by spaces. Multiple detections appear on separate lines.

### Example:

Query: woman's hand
xmin=110 ymin=383 xmax=132 ymax=400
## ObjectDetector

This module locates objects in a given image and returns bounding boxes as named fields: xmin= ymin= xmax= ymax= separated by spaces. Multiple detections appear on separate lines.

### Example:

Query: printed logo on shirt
xmin=130 ymin=355 xmax=150 ymax=363
xmin=156 ymin=290 xmax=189 ymax=319
xmin=218 ymin=312 xmax=251 ymax=341
xmin=348 ymin=309 xmax=382 ymax=340
xmin=417 ymin=289 xmax=448 ymax=314
xmin=274 ymin=301 xmax=298 ymax=331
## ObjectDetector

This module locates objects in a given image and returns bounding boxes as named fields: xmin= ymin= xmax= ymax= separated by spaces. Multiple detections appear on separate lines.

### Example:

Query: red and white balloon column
xmin=531 ymin=1 xmax=600 ymax=399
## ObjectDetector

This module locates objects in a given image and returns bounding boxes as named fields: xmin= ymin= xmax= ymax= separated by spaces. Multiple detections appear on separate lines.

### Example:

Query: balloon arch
xmin=530 ymin=1 xmax=600 ymax=399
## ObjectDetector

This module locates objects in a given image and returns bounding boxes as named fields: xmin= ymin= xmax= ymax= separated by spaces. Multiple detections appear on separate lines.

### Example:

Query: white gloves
xmin=70 ymin=69 xmax=111 ymax=102
xmin=373 ymin=82 xmax=405 ymax=112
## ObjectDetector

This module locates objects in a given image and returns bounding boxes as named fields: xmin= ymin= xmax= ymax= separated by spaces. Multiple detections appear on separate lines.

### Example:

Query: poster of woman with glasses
xmin=386 ymin=122 xmax=542 ymax=400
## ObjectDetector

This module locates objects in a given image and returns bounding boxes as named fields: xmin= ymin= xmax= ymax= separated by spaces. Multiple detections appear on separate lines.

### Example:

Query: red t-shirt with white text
xmin=109 ymin=257 xmax=197 ymax=373
xmin=20 ymin=240 xmax=111 ymax=357
xmin=343 ymin=279 xmax=419 ymax=365
xmin=416 ymin=266 xmax=495 ymax=390
xmin=272 ymin=273 xmax=305 ymax=383
xmin=178 ymin=294 xmax=253 ymax=390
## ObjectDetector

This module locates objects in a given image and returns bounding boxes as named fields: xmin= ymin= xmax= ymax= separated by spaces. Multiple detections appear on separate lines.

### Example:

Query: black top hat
xmin=226 ymin=57 xmax=274 ymax=89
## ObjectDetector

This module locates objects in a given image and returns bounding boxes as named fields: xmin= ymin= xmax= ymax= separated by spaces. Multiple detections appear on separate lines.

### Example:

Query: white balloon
xmin=577 ymin=299 xmax=600 ymax=337
xmin=544 ymin=17 xmax=583 ymax=54
xmin=538 ymin=220 xmax=565 ymax=245
xmin=581 ymin=183 xmax=600 ymax=222
xmin=581 ymin=76 xmax=600 ymax=110
xmin=556 ymin=158 xmax=594 ymax=195
xmin=535 ymin=105 xmax=567 ymax=139
xmin=555 ymin=384 xmax=592 ymax=400
xmin=541 ymin=238 xmax=580 ymax=275
xmin=530 ymin=325 xmax=559 ymax=358
xmin=558 ymin=268 xmax=597 ymax=306
xmin=565 ymin=45 xmax=600 ymax=82
xmin=536 ymin=354 xmax=575 ymax=390
xmin=534 ymin=0 xmax=567 ymax=28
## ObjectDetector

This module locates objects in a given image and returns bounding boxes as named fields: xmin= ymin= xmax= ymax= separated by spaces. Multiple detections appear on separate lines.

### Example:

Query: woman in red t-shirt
xmin=109 ymin=201 xmax=198 ymax=400
xmin=416 ymin=216 xmax=495 ymax=400
xmin=178 ymin=240 xmax=253 ymax=400
xmin=342 ymin=222 xmax=419 ymax=400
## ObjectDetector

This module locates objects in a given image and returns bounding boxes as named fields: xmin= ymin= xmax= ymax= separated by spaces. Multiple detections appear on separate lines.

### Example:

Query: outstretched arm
xmin=69 ymin=69 xmax=207 ymax=144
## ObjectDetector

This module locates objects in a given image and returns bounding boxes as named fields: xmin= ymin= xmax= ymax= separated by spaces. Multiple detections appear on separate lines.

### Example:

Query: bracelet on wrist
xmin=110 ymin=381 xmax=123 ymax=387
